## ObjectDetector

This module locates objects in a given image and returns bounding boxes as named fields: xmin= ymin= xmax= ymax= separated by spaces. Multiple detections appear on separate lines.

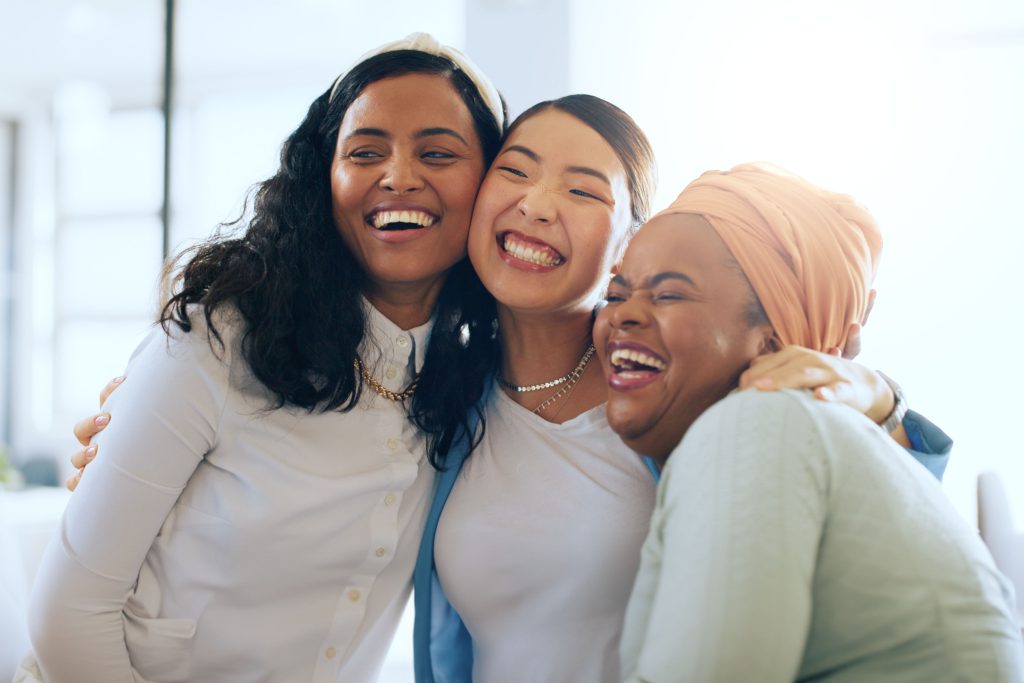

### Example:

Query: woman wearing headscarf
xmin=598 ymin=164 xmax=1023 ymax=682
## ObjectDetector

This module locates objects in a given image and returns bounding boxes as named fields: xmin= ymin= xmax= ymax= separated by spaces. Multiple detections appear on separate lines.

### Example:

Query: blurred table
xmin=1 ymin=486 xmax=71 ymax=680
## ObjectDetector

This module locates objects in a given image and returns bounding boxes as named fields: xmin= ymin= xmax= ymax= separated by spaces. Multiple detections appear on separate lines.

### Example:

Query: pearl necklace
xmin=498 ymin=343 xmax=596 ymax=393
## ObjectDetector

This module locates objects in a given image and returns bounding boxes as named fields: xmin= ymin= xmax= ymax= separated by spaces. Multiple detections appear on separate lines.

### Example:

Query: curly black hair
xmin=160 ymin=50 xmax=506 ymax=469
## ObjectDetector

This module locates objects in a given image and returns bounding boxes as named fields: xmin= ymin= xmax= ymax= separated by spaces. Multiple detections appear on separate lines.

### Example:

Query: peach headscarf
xmin=654 ymin=163 xmax=881 ymax=351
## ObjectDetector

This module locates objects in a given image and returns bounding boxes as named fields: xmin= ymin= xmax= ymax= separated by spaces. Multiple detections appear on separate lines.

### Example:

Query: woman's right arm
xmin=29 ymin=324 xmax=228 ymax=682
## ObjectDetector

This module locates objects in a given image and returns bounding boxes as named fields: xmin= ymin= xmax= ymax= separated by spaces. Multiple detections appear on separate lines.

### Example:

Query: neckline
xmin=491 ymin=378 xmax=609 ymax=432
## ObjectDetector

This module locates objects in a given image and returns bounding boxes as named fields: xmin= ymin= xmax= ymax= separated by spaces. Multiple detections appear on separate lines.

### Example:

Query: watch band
xmin=877 ymin=371 xmax=908 ymax=434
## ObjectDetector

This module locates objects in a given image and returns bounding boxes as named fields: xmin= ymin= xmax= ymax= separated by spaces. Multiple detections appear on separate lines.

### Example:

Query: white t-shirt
xmin=435 ymin=385 xmax=656 ymax=683
xmin=621 ymin=388 xmax=1023 ymax=682
xmin=24 ymin=304 xmax=435 ymax=683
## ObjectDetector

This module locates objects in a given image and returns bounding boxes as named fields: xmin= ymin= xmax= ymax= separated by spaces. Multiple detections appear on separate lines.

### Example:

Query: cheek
xmin=669 ymin=319 xmax=761 ymax=389
xmin=467 ymin=178 xmax=511 ymax=250
xmin=445 ymin=164 xmax=486 ymax=216
xmin=330 ymin=166 xmax=364 ymax=224
xmin=440 ymin=222 xmax=472 ymax=264
xmin=578 ymin=212 xmax=624 ymax=268
xmin=592 ymin=309 xmax=612 ymax=356
xmin=466 ymin=213 xmax=492 ymax=270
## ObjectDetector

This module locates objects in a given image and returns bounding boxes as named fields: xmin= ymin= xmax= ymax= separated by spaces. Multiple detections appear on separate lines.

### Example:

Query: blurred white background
xmin=0 ymin=0 xmax=1022 ymax=678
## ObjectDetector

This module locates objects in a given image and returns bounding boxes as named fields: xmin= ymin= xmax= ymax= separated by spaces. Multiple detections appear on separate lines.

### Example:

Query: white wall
xmin=569 ymin=0 xmax=1024 ymax=524
xmin=1 ymin=0 xmax=1019 ymax=526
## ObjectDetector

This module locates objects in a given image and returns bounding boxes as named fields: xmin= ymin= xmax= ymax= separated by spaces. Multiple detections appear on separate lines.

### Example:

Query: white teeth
xmin=501 ymin=234 xmax=563 ymax=267
xmin=610 ymin=348 xmax=666 ymax=371
xmin=372 ymin=210 xmax=436 ymax=229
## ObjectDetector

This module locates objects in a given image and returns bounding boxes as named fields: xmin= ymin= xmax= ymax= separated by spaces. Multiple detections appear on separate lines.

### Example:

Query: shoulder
xmin=685 ymin=388 xmax=871 ymax=450
xmin=122 ymin=304 xmax=247 ymax=391
xmin=684 ymin=389 xmax=822 ymax=447
xmin=662 ymin=389 xmax=852 ymax=499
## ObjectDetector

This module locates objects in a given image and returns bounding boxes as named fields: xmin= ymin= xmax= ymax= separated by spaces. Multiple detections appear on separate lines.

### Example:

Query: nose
xmin=379 ymin=154 xmax=425 ymax=195
xmin=609 ymin=292 xmax=652 ymax=330
xmin=517 ymin=184 xmax=556 ymax=224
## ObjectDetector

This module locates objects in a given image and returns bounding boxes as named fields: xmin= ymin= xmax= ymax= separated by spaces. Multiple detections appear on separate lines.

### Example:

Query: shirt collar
xmin=361 ymin=297 xmax=435 ymax=374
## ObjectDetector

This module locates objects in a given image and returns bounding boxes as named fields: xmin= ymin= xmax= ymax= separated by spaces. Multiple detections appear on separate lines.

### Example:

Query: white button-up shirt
xmin=25 ymin=304 xmax=435 ymax=683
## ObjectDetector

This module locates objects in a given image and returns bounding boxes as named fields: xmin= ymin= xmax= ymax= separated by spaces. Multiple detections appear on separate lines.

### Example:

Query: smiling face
xmin=330 ymin=72 xmax=486 ymax=301
xmin=594 ymin=213 xmax=775 ymax=460
xmin=466 ymin=108 xmax=633 ymax=316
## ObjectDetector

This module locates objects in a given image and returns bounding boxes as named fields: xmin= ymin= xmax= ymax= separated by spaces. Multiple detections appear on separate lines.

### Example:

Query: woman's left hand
xmin=738 ymin=345 xmax=895 ymax=426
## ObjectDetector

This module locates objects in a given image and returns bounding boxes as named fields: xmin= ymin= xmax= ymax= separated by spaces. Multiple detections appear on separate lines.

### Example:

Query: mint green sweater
xmin=621 ymin=389 xmax=1022 ymax=682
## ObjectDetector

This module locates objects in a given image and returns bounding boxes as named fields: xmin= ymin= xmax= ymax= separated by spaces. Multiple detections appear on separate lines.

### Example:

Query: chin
xmin=606 ymin=409 xmax=653 ymax=456
xmin=609 ymin=406 xmax=686 ymax=461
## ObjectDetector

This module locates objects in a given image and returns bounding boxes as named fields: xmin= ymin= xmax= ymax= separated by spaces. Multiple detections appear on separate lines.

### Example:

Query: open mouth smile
xmin=497 ymin=231 xmax=565 ymax=269
xmin=367 ymin=209 xmax=438 ymax=231
xmin=607 ymin=341 xmax=667 ymax=390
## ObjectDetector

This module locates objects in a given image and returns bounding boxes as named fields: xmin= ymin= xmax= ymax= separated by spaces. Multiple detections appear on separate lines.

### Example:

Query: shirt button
xmin=384 ymin=493 xmax=396 ymax=506
xmin=396 ymin=336 xmax=409 ymax=348
xmin=386 ymin=437 xmax=400 ymax=451
xmin=324 ymin=646 xmax=337 ymax=660
xmin=348 ymin=589 xmax=361 ymax=602
xmin=385 ymin=366 xmax=398 ymax=380
xmin=375 ymin=547 xmax=387 ymax=558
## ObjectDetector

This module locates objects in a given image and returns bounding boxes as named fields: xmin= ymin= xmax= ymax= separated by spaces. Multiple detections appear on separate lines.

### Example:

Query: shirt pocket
xmin=123 ymin=606 xmax=197 ymax=682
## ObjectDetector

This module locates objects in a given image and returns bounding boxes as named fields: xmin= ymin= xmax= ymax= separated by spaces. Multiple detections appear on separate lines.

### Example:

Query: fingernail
xmin=84 ymin=446 xmax=97 ymax=460
xmin=94 ymin=415 xmax=110 ymax=428
xmin=112 ymin=376 xmax=126 ymax=384
xmin=819 ymin=387 xmax=835 ymax=401
xmin=754 ymin=378 xmax=774 ymax=390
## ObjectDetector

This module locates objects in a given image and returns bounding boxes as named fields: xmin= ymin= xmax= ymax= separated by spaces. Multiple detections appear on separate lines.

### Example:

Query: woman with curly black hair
xmin=24 ymin=34 xmax=505 ymax=682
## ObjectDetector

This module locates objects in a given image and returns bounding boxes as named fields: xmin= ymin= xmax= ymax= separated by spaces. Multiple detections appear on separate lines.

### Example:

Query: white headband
xmin=328 ymin=32 xmax=505 ymax=131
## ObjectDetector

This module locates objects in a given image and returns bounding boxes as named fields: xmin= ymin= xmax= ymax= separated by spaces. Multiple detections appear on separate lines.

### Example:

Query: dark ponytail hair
xmin=161 ymin=50 xmax=506 ymax=469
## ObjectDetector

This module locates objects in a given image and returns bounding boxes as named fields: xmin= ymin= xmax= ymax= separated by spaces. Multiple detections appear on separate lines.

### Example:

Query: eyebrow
xmin=649 ymin=271 xmax=696 ymax=287
xmin=610 ymin=271 xmax=697 ymax=289
xmin=502 ymin=144 xmax=541 ymax=162
xmin=502 ymin=146 xmax=612 ymax=187
xmin=344 ymin=127 xmax=469 ymax=145
xmin=346 ymin=127 xmax=389 ymax=140
xmin=566 ymin=165 xmax=611 ymax=187
xmin=416 ymin=127 xmax=469 ymax=145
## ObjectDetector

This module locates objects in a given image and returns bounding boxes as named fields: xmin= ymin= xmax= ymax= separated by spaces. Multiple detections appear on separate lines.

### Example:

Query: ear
xmin=753 ymin=325 xmax=781 ymax=357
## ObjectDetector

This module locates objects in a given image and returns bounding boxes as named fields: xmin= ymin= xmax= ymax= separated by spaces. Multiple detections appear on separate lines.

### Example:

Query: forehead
xmin=622 ymin=213 xmax=737 ymax=279
xmin=503 ymin=109 xmax=624 ymax=177
xmin=338 ymin=73 xmax=477 ymax=136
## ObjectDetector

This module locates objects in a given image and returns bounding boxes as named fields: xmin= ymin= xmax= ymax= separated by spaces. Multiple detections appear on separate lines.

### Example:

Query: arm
xmin=902 ymin=410 xmax=952 ymax=479
xmin=27 ymin=322 xmax=228 ymax=683
xmin=624 ymin=390 xmax=829 ymax=683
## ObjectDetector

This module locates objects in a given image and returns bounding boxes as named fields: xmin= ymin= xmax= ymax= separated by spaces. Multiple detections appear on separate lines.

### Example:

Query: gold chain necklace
xmin=528 ymin=344 xmax=596 ymax=415
xmin=354 ymin=357 xmax=420 ymax=401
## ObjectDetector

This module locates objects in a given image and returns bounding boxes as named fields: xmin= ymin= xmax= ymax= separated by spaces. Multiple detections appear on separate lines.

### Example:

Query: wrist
xmin=877 ymin=371 xmax=908 ymax=434
xmin=866 ymin=370 xmax=895 ymax=424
